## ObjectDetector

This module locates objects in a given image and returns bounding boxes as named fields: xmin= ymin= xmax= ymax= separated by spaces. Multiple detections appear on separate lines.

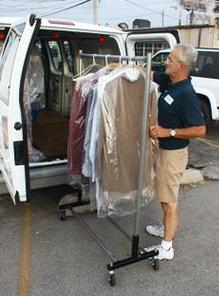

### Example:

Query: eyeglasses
xmin=166 ymin=55 xmax=182 ymax=64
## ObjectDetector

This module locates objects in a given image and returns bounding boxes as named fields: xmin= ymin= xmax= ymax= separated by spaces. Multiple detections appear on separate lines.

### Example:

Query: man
xmin=145 ymin=44 xmax=206 ymax=260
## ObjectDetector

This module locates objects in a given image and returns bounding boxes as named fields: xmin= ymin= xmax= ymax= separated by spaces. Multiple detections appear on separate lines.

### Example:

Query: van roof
xmin=0 ymin=17 xmax=22 ymax=27
xmin=41 ymin=18 xmax=124 ymax=34
xmin=11 ymin=16 xmax=124 ymax=35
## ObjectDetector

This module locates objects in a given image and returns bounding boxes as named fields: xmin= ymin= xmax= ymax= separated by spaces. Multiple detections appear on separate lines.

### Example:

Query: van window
xmin=151 ymin=51 xmax=168 ymax=72
xmin=0 ymin=29 xmax=20 ymax=105
xmin=77 ymin=35 xmax=120 ymax=55
xmin=76 ymin=34 xmax=120 ymax=68
xmin=135 ymin=41 xmax=169 ymax=56
xmin=63 ymin=40 xmax=74 ymax=74
xmin=48 ymin=41 xmax=62 ymax=73
xmin=191 ymin=51 xmax=219 ymax=79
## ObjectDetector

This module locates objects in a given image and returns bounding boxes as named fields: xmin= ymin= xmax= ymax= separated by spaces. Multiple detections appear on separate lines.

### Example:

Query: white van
xmin=0 ymin=15 xmax=177 ymax=203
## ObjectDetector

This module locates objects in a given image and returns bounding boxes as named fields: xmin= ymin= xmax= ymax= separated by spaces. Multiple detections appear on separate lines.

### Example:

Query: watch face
xmin=171 ymin=129 xmax=176 ymax=137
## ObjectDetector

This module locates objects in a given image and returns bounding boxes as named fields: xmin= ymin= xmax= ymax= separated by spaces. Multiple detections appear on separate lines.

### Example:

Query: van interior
xmin=24 ymin=30 xmax=120 ymax=165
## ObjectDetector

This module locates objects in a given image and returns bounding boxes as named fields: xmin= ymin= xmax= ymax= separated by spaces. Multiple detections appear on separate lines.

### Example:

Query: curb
xmin=180 ymin=168 xmax=204 ymax=185
xmin=0 ymin=168 xmax=214 ymax=196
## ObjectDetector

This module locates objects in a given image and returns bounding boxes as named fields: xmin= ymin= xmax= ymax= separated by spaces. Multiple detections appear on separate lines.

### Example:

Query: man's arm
xmin=150 ymin=125 xmax=206 ymax=139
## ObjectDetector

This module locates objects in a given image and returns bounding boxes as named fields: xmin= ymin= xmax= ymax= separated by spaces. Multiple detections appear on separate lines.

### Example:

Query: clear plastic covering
xmin=67 ymin=69 xmax=106 ymax=175
xmin=67 ymin=73 xmax=95 ymax=175
xmin=67 ymin=65 xmax=157 ymax=217
xmin=95 ymin=66 xmax=157 ymax=217
xmin=23 ymin=46 xmax=46 ymax=162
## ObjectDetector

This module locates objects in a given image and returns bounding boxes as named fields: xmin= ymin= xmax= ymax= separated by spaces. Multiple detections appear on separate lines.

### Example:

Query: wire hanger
xmin=72 ymin=54 xmax=103 ymax=81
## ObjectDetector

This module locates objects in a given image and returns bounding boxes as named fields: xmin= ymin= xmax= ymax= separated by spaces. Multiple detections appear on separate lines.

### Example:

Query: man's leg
xmin=151 ymin=201 xmax=178 ymax=259
xmin=161 ymin=201 xmax=178 ymax=241
xmin=145 ymin=148 xmax=188 ymax=258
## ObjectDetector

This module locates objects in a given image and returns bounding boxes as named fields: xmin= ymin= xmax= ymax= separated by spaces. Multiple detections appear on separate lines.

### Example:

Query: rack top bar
xmin=79 ymin=52 xmax=147 ymax=62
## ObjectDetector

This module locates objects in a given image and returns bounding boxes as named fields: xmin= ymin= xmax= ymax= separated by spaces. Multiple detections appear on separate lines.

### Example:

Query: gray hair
xmin=174 ymin=44 xmax=198 ymax=72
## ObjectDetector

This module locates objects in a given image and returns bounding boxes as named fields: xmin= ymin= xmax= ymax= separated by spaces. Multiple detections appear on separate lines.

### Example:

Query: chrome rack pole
xmin=79 ymin=52 xmax=146 ymax=63
xmin=132 ymin=53 xmax=152 ymax=257
xmin=79 ymin=49 xmax=83 ymax=76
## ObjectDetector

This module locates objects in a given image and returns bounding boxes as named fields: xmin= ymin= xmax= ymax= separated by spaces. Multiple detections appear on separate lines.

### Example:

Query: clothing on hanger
xmin=94 ymin=65 xmax=157 ymax=217
xmin=67 ymin=68 xmax=107 ymax=175
xmin=67 ymin=61 xmax=157 ymax=217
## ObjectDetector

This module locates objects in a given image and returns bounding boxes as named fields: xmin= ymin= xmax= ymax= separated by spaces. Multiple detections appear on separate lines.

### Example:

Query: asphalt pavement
xmin=0 ymin=121 xmax=219 ymax=296
xmin=0 ymin=181 xmax=219 ymax=296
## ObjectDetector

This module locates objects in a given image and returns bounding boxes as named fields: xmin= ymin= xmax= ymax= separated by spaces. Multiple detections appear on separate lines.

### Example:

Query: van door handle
xmin=14 ymin=122 xmax=22 ymax=130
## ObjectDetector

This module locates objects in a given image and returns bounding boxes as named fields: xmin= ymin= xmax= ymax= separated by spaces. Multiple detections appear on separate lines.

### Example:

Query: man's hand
xmin=150 ymin=125 xmax=170 ymax=139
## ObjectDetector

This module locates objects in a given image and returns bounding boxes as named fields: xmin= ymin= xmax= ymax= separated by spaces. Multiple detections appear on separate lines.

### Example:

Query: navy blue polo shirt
xmin=154 ymin=72 xmax=205 ymax=150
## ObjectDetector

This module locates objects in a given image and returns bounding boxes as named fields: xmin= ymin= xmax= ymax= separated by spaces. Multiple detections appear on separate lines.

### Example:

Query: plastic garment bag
xmin=23 ymin=49 xmax=46 ymax=162
xmin=67 ymin=73 xmax=94 ymax=175
xmin=95 ymin=66 xmax=157 ymax=217
xmin=67 ymin=68 xmax=106 ymax=175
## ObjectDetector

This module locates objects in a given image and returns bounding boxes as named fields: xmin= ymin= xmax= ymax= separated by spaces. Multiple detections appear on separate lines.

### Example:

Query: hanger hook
xmin=93 ymin=54 xmax=96 ymax=65
xmin=105 ymin=54 xmax=110 ymax=65
xmin=130 ymin=56 xmax=135 ymax=67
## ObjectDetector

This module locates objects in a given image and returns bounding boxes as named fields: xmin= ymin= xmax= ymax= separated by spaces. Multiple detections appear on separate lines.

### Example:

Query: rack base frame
xmin=58 ymin=190 xmax=160 ymax=287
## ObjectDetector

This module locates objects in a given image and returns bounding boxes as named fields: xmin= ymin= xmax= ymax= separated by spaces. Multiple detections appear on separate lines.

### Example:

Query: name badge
xmin=164 ymin=94 xmax=174 ymax=105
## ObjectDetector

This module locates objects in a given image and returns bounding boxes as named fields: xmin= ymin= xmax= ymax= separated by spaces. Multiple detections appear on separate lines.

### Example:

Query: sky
xmin=0 ymin=0 xmax=216 ymax=29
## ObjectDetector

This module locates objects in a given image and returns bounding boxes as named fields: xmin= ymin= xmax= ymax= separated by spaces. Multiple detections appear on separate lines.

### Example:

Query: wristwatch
xmin=170 ymin=129 xmax=176 ymax=137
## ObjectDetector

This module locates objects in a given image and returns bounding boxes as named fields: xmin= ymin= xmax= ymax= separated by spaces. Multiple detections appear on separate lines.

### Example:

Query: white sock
xmin=161 ymin=239 xmax=172 ymax=250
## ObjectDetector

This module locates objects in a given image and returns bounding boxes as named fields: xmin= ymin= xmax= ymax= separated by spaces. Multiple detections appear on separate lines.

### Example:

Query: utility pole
xmin=93 ymin=0 xmax=98 ymax=25
xmin=162 ymin=9 xmax=164 ymax=27
xmin=189 ymin=8 xmax=194 ymax=26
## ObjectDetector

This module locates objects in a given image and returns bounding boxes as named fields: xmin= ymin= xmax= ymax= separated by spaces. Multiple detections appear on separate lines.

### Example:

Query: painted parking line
xmin=197 ymin=137 xmax=219 ymax=149
xmin=17 ymin=203 xmax=32 ymax=296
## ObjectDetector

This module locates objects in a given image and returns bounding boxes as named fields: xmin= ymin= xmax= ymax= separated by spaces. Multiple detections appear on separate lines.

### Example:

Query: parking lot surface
xmin=0 ymin=121 xmax=219 ymax=296
xmin=0 ymin=178 xmax=219 ymax=296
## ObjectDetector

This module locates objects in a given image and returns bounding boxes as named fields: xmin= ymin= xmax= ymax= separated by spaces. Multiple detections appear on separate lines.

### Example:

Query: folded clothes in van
xmin=32 ymin=110 xmax=69 ymax=157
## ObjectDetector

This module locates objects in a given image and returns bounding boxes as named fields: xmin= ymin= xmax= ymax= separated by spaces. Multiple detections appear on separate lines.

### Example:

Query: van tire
xmin=199 ymin=97 xmax=212 ymax=129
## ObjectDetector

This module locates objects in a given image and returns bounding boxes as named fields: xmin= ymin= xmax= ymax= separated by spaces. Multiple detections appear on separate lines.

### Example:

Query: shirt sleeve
xmin=153 ymin=72 xmax=171 ymax=92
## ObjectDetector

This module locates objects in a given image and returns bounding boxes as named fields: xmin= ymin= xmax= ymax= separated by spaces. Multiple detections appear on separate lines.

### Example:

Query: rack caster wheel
xmin=152 ymin=258 xmax=159 ymax=271
xmin=108 ymin=271 xmax=116 ymax=286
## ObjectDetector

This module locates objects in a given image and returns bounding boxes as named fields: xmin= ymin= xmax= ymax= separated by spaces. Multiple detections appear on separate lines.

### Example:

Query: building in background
xmin=133 ymin=19 xmax=151 ymax=29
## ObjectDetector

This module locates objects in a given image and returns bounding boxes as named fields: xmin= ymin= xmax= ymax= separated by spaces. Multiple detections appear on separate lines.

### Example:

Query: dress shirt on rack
xmin=67 ymin=68 xmax=106 ymax=175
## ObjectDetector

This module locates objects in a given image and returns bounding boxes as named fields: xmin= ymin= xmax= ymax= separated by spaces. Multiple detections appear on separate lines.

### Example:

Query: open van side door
xmin=0 ymin=15 xmax=41 ymax=203
xmin=125 ymin=31 xmax=177 ymax=59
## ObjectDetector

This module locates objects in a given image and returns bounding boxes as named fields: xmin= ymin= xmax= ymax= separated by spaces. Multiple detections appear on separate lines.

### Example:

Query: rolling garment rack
xmin=58 ymin=52 xmax=159 ymax=287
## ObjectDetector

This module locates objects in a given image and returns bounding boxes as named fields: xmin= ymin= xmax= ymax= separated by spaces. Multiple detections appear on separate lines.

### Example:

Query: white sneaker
xmin=143 ymin=244 xmax=174 ymax=260
xmin=143 ymin=244 xmax=160 ymax=252
xmin=156 ymin=245 xmax=174 ymax=260
xmin=145 ymin=224 xmax=164 ymax=238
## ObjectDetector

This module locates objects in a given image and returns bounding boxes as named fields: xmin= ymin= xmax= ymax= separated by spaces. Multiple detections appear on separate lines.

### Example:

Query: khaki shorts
xmin=155 ymin=147 xmax=188 ymax=203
